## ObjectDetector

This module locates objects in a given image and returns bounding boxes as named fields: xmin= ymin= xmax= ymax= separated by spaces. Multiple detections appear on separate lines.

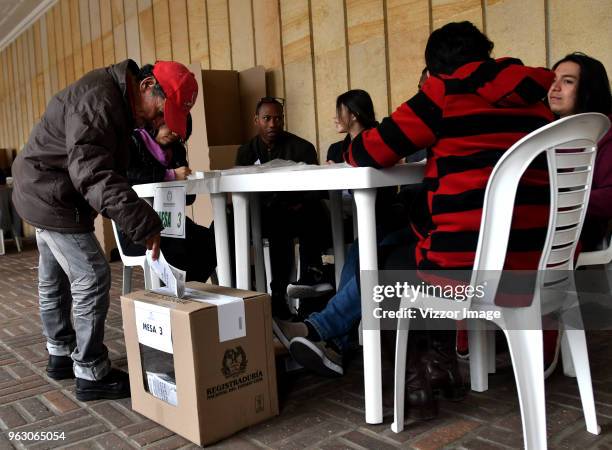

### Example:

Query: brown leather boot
xmin=424 ymin=331 xmax=466 ymax=401
xmin=381 ymin=329 xmax=438 ymax=421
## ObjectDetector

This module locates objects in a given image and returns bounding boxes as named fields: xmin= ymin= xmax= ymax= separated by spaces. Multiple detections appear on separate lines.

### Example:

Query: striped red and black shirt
xmin=346 ymin=58 xmax=555 ymax=270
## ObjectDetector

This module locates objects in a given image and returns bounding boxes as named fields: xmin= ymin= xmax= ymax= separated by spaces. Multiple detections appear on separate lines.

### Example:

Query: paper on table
xmin=146 ymin=250 xmax=186 ymax=298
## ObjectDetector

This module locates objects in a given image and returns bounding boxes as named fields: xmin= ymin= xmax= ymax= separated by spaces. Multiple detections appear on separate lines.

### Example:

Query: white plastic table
xmin=217 ymin=161 xmax=425 ymax=424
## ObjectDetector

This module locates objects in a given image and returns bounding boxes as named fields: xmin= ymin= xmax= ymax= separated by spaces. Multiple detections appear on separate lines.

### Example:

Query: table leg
xmin=353 ymin=188 xmax=382 ymax=424
xmin=211 ymin=193 xmax=232 ymax=287
xmin=233 ymin=192 xmax=251 ymax=290
xmin=250 ymin=193 xmax=267 ymax=292
xmin=329 ymin=190 xmax=345 ymax=288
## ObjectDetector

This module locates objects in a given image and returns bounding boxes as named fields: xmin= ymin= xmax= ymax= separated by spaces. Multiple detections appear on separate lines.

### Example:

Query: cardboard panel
xmin=170 ymin=0 xmax=190 ymax=64
xmin=386 ymin=0 xmax=429 ymax=109
xmin=138 ymin=0 xmax=156 ymax=63
xmin=61 ymin=0 xmax=76 ymax=84
xmin=280 ymin=0 xmax=317 ymax=148
xmin=229 ymin=0 xmax=255 ymax=71
xmin=112 ymin=0 xmax=128 ymax=62
xmin=346 ymin=0 xmax=388 ymax=121
xmin=548 ymin=0 xmax=612 ymax=71
xmin=90 ymin=0 xmax=105 ymax=68
xmin=253 ymin=0 xmax=284 ymax=98
xmin=432 ymin=0 xmax=483 ymax=30
xmin=79 ymin=0 xmax=94 ymax=73
xmin=185 ymin=63 xmax=213 ymax=226
xmin=187 ymin=0 xmax=210 ymax=68
xmin=202 ymin=70 xmax=242 ymax=145
xmin=153 ymin=0 xmax=172 ymax=60
xmin=238 ymin=66 xmax=266 ymax=142
xmin=70 ymin=0 xmax=84 ymax=79
xmin=124 ymin=0 xmax=142 ymax=65
xmin=208 ymin=0 xmax=232 ymax=69
xmin=311 ymin=0 xmax=349 ymax=157
xmin=486 ymin=0 xmax=545 ymax=67
xmin=209 ymin=145 xmax=241 ymax=170
xmin=100 ymin=0 xmax=116 ymax=65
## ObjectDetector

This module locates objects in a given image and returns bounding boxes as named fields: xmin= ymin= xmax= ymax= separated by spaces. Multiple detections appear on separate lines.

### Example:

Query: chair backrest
xmin=470 ymin=113 xmax=610 ymax=300
xmin=111 ymin=220 xmax=146 ymax=268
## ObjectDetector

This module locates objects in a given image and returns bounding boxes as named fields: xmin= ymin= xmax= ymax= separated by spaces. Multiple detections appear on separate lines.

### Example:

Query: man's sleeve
xmin=345 ymin=77 xmax=445 ymax=168
xmin=65 ymin=110 xmax=163 ymax=244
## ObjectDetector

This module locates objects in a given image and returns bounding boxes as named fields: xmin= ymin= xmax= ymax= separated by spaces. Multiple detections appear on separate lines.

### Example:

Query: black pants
xmin=261 ymin=194 xmax=332 ymax=304
xmin=121 ymin=217 xmax=217 ymax=283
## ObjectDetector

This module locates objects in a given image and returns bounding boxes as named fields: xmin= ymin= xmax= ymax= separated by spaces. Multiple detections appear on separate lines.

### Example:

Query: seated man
xmin=118 ymin=114 xmax=217 ymax=282
xmin=277 ymin=21 xmax=554 ymax=420
xmin=236 ymin=97 xmax=333 ymax=318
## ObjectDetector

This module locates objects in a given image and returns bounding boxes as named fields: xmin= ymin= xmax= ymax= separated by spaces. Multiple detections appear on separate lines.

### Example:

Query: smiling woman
xmin=548 ymin=52 xmax=612 ymax=250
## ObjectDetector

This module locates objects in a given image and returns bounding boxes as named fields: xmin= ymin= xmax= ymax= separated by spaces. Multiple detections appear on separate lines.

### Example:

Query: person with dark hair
xmin=11 ymin=59 xmax=198 ymax=401
xmin=118 ymin=115 xmax=217 ymax=283
xmin=549 ymin=53 xmax=612 ymax=250
xmin=276 ymin=21 xmax=554 ymax=420
xmin=235 ymin=97 xmax=333 ymax=320
xmin=326 ymin=90 xmax=378 ymax=164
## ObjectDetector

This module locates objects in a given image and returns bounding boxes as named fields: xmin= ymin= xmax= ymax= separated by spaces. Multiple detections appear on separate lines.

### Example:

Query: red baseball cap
xmin=152 ymin=61 xmax=198 ymax=140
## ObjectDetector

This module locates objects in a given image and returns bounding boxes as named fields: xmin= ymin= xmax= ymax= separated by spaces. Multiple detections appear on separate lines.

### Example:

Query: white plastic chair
xmin=576 ymin=232 xmax=612 ymax=268
xmin=391 ymin=113 xmax=611 ymax=450
xmin=111 ymin=220 xmax=154 ymax=294
xmin=0 ymin=229 xmax=21 ymax=255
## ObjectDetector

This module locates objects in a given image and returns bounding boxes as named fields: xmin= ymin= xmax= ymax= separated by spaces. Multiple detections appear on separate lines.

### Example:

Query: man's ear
xmin=253 ymin=114 xmax=258 ymax=124
xmin=139 ymin=76 xmax=156 ymax=93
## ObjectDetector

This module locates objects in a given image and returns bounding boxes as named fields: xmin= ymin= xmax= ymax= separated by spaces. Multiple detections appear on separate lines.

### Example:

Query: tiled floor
xmin=1 ymin=241 xmax=611 ymax=449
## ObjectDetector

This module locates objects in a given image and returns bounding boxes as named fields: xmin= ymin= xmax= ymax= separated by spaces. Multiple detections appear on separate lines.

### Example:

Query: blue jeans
xmin=36 ymin=229 xmax=111 ymax=380
xmin=306 ymin=228 xmax=415 ymax=351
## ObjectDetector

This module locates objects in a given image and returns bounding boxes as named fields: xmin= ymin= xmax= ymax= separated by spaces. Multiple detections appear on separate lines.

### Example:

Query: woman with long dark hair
xmin=548 ymin=52 xmax=612 ymax=250
xmin=327 ymin=89 xmax=378 ymax=163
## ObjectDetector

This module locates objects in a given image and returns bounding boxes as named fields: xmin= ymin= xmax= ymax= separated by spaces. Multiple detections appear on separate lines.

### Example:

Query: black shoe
xmin=289 ymin=337 xmax=343 ymax=377
xmin=287 ymin=266 xmax=334 ymax=299
xmin=75 ymin=368 xmax=131 ymax=401
xmin=46 ymin=355 xmax=74 ymax=380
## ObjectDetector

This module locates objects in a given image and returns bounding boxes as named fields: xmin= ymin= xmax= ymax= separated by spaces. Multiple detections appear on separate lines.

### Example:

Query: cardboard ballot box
xmin=121 ymin=282 xmax=278 ymax=446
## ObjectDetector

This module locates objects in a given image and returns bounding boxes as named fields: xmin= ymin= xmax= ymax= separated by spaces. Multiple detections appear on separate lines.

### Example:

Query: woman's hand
xmin=173 ymin=166 xmax=192 ymax=180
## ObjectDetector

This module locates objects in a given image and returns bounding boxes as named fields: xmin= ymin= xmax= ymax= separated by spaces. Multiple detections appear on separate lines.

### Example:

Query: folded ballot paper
xmin=146 ymin=250 xmax=186 ymax=298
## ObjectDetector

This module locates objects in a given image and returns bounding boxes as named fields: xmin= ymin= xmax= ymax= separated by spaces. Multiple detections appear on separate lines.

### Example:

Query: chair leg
xmin=468 ymin=319 xmax=489 ymax=392
xmin=12 ymin=228 xmax=21 ymax=253
xmin=563 ymin=328 xmax=600 ymax=434
xmin=122 ymin=266 xmax=133 ymax=295
xmin=0 ymin=229 xmax=4 ymax=256
xmin=391 ymin=327 xmax=409 ymax=433
xmin=561 ymin=331 xmax=576 ymax=377
xmin=505 ymin=329 xmax=547 ymax=450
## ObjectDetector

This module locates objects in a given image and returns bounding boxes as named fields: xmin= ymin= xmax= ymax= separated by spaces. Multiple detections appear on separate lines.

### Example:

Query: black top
xmin=326 ymin=135 xmax=351 ymax=163
xmin=235 ymin=131 xmax=318 ymax=166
